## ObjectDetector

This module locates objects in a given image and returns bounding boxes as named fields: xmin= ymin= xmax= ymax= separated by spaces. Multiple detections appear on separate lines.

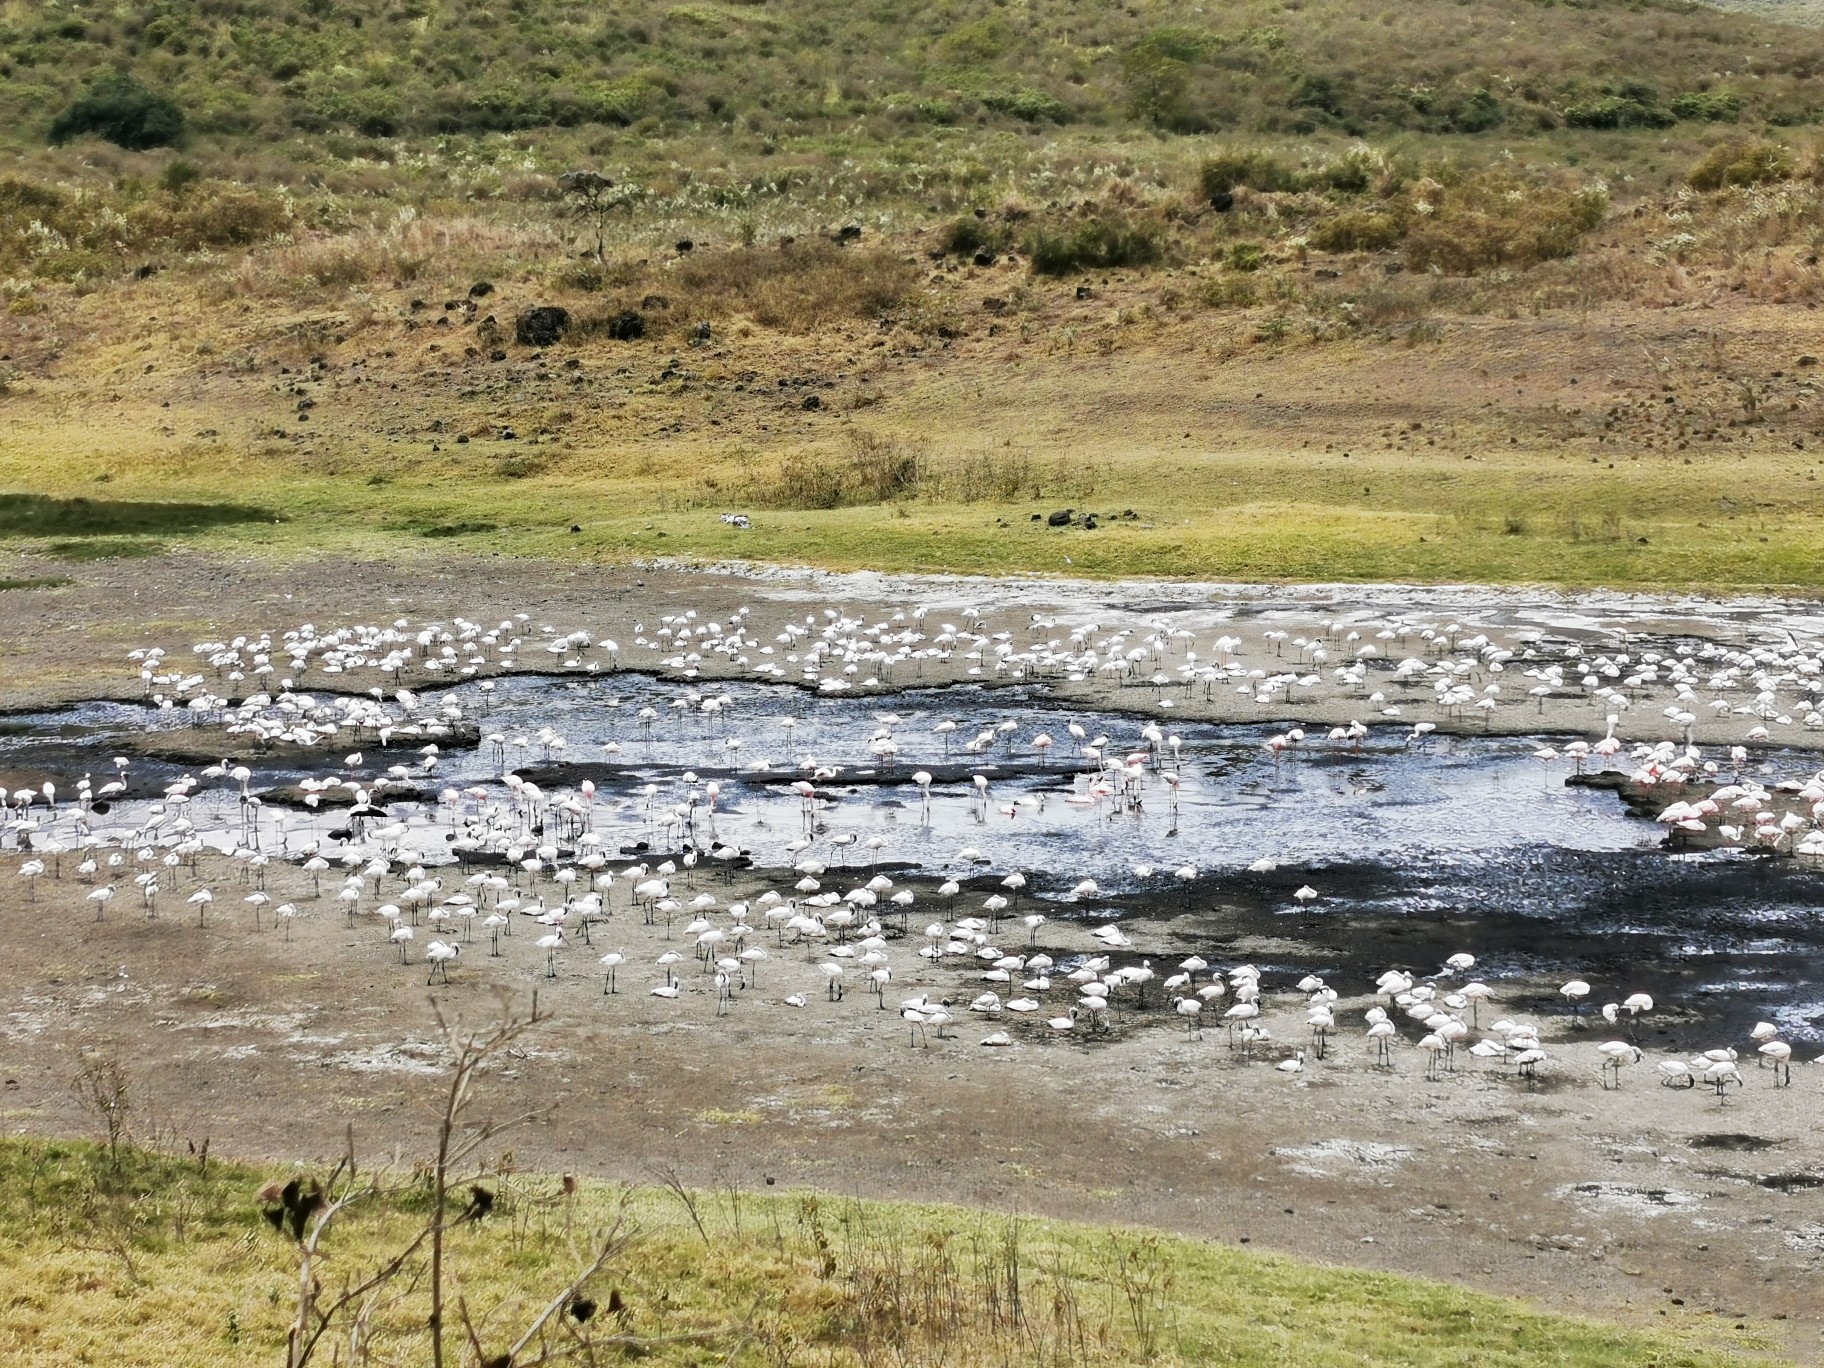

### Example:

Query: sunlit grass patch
xmin=0 ymin=1136 xmax=1774 ymax=1368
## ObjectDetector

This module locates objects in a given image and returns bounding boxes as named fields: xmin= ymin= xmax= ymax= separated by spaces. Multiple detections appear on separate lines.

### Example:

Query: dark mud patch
xmin=1688 ymin=1132 xmax=1782 ymax=1152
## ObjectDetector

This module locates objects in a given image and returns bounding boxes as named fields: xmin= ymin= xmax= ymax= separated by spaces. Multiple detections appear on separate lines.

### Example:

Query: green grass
xmin=0 ymin=493 xmax=276 ymax=537
xmin=0 ymin=1137 xmax=1775 ymax=1367
xmin=0 ymin=574 xmax=71 ymax=590
xmin=41 ymin=537 xmax=167 ymax=561
xmin=5 ymin=431 xmax=1823 ymax=593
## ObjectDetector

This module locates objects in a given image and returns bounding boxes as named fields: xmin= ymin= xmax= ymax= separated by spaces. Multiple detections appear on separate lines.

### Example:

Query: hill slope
xmin=2 ymin=0 xmax=1821 ymax=149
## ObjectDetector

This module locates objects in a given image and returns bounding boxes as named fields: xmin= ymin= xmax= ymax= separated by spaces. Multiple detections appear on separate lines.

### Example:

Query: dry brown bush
xmin=751 ymin=430 xmax=927 ymax=510
xmin=674 ymin=241 xmax=915 ymax=330
xmin=1403 ymin=174 xmax=1607 ymax=274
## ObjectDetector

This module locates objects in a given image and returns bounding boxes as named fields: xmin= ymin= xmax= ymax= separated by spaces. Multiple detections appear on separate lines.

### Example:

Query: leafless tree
xmin=271 ymin=990 xmax=636 ymax=1368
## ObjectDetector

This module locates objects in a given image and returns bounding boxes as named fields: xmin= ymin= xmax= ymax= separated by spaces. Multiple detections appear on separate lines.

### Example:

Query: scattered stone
xmin=468 ymin=281 xmax=495 ymax=298
xmin=1047 ymin=509 xmax=1073 ymax=527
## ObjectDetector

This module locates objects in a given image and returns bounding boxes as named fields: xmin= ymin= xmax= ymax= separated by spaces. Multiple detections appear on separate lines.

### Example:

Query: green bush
xmin=49 ymin=73 xmax=185 ymax=149
xmin=1563 ymin=84 xmax=1673 ymax=130
xmin=1685 ymin=139 xmax=1793 ymax=191
xmin=977 ymin=86 xmax=1067 ymax=123
xmin=1199 ymin=274 xmax=1259 ymax=308
xmin=1120 ymin=27 xmax=1219 ymax=129
xmin=1670 ymin=90 xmax=1743 ymax=122
xmin=1318 ymin=149 xmax=1378 ymax=195
xmin=1310 ymin=211 xmax=1403 ymax=253
xmin=1025 ymin=214 xmax=1162 ymax=275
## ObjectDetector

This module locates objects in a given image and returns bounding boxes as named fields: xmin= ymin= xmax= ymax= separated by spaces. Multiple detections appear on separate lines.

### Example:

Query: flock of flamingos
xmin=6 ymin=601 xmax=1824 ymax=1101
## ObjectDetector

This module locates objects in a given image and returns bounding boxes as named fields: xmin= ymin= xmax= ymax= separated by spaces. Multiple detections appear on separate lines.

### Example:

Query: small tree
xmin=557 ymin=170 xmax=617 ymax=262
xmin=71 ymin=1054 xmax=132 ymax=1169
xmin=50 ymin=72 xmax=185 ymax=150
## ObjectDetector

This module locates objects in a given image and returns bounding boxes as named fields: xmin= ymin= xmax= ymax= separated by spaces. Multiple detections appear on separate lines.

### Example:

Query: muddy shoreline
xmin=4 ymin=551 xmax=1824 ymax=1361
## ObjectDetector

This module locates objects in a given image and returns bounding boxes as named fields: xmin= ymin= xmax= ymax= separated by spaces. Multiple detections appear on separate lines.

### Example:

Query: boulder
xmin=515 ymin=306 xmax=571 ymax=347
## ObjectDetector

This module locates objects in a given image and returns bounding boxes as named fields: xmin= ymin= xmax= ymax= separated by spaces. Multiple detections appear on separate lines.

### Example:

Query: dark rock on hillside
xmin=515 ymin=306 xmax=570 ymax=347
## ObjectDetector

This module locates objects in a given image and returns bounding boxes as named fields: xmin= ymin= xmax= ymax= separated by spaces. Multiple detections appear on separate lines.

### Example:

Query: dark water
xmin=5 ymin=674 xmax=1822 ymax=1044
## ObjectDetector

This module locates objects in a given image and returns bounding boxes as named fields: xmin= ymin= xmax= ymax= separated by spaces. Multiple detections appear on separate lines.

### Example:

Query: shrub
xmin=977 ymin=87 xmax=1068 ymax=123
xmin=158 ymin=160 xmax=202 ymax=195
xmin=1199 ymin=275 xmax=1259 ymax=308
xmin=936 ymin=17 xmax=1015 ymax=65
xmin=1670 ymin=90 xmax=1743 ymax=122
xmin=1120 ymin=28 xmax=1219 ymax=129
xmin=1317 ymin=148 xmax=1379 ymax=195
xmin=1225 ymin=241 xmax=1266 ymax=272
xmin=676 ymin=242 xmax=914 ymax=330
xmin=1562 ymin=86 xmax=1673 ymax=130
xmin=1686 ymin=139 xmax=1793 ymax=191
xmin=49 ymin=73 xmax=185 ymax=149
xmin=1403 ymin=175 xmax=1607 ymax=273
xmin=756 ymin=431 xmax=927 ymax=509
xmin=1310 ymin=211 xmax=1403 ymax=253
xmin=1198 ymin=149 xmax=1299 ymax=197
xmin=940 ymin=217 xmax=1008 ymax=256
xmin=143 ymin=186 xmax=294 ymax=249
xmin=1025 ymin=214 xmax=1162 ymax=276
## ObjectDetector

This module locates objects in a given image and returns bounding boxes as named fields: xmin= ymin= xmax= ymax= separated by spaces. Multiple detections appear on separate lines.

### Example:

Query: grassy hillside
xmin=2 ymin=0 xmax=1824 ymax=593
xmin=0 ymin=1137 xmax=1776 ymax=1367
xmin=2 ymin=0 xmax=1819 ymax=148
